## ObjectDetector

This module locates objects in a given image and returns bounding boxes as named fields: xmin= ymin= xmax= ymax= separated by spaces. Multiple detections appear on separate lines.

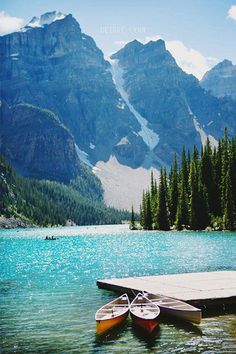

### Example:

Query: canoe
xmin=95 ymin=294 xmax=130 ymax=335
xmin=143 ymin=291 xmax=202 ymax=324
xmin=130 ymin=293 xmax=160 ymax=333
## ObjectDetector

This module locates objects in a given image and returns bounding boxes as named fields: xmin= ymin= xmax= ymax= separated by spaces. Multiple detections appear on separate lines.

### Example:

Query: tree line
xmin=138 ymin=130 xmax=236 ymax=231
xmin=0 ymin=156 xmax=130 ymax=226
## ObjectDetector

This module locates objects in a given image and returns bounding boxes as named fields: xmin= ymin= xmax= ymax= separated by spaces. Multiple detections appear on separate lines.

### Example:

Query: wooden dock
xmin=97 ymin=271 xmax=236 ymax=309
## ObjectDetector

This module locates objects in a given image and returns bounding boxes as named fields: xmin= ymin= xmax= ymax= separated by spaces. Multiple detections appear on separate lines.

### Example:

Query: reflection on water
xmin=0 ymin=225 xmax=236 ymax=353
xmin=131 ymin=323 xmax=162 ymax=349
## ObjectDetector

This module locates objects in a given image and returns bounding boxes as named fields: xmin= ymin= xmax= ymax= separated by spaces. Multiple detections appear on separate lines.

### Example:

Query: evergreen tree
xmin=145 ymin=191 xmax=153 ymax=230
xmin=176 ymin=150 xmax=189 ymax=230
xmin=181 ymin=147 xmax=189 ymax=190
xmin=140 ymin=191 xmax=146 ymax=228
xmin=156 ymin=169 xmax=170 ymax=230
xmin=223 ymin=151 xmax=235 ymax=230
xmin=139 ymin=130 xmax=236 ymax=231
xmin=189 ymin=159 xmax=199 ymax=230
xmin=200 ymin=138 xmax=216 ymax=213
xmin=150 ymin=171 xmax=158 ymax=219
xmin=221 ymin=128 xmax=229 ymax=214
xmin=176 ymin=180 xmax=189 ymax=230
xmin=212 ymin=146 xmax=222 ymax=216
xmin=169 ymin=154 xmax=178 ymax=225
xmin=130 ymin=205 xmax=136 ymax=230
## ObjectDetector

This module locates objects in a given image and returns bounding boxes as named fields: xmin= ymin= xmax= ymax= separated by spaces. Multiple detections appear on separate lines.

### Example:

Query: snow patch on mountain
xmin=93 ymin=155 xmax=160 ymax=211
xmin=117 ymin=99 xmax=125 ymax=109
xmin=109 ymin=58 xmax=159 ymax=150
xmin=75 ymin=144 xmax=93 ymax=167
xmin=207 ymin=121 xmax=214 ymax=126
xmin=25 ymin=11 xmax=65 ymax=29
xmin=188 ymin=106 xmax=218 ymax=148
xmin=116 ymin=137 xmax=130 ymax=146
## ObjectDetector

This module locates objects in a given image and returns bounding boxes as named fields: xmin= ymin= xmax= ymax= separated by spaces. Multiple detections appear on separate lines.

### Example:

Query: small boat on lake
xmin=95 ymin=294 xmax=130 ymax=335
xmin=130 ymin=293 xmax=160 ymax=333
xmin=143 ymin=291 xmax=202 ymax=324
xmin=45 ymin=236 xmax=57 ymax=240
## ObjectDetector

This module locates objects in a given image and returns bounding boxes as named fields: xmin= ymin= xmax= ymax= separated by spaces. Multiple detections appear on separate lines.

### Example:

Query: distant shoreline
xmin=0 ymin=216 xmax=35 ymax=229
xmin=0 ymin=219 xmax=130 ymax=233
xmin=1 ymin=218 xmax=235 ymax=233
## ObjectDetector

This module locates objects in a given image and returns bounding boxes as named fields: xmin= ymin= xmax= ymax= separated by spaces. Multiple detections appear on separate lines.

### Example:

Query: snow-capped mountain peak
xmin=25 ymin=11 xmax=66 ymax=29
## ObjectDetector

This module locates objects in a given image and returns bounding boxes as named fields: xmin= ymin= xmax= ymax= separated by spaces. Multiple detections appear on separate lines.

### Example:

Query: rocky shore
xmin=0 ymin=216 xmax=35 ymax=229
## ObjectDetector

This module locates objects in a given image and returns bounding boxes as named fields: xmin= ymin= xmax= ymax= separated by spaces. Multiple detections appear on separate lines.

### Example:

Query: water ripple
xmin=1 ymin=226 xmax=236 ymax=353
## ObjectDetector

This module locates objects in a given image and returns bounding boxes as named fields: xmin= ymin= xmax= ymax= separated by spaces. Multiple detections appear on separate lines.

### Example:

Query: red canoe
xmin=130 ymin=293 xmax=160 ymax=333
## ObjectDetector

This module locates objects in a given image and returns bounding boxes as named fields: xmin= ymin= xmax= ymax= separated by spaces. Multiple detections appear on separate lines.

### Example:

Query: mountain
xmin=201 ymin=60 xmax=236 ymax=100
xmin=0 ymin=100 xmax=83 ymax=183
xmin=0 ymin=12 xmax=143 ymax=169
xmin=1 ymin=12 xmax=236 ymax=211
xmin=111 ymin=40 xmax=236 ymax=165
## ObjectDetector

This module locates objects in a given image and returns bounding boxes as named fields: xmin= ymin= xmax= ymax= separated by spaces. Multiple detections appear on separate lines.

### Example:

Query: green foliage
xmin=70 ymin=165 xmax=103 ymax=202
xmin=156 ymin=169 xmax=170 ymax=230
xmin=0 ymin=156 xmax=130 ymax=226
xmin=140 ymin=130 xmax=236 ymax=231
xmin=169 ymin=155 xmax=178 ymax=225
xmin=129 ymin=206 xmax=136 ymax=230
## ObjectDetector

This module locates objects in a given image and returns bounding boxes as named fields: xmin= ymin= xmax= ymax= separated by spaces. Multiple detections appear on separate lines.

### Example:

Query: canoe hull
xmin=161 ymin=306 xmax=202 ymax=324
xmin=96 ymin=311 xmax=128 ymax=335
xmin=131 ymin=313 xmax=158 ymax=333
xmin=143 ymin=292 xmax=202 ymax=324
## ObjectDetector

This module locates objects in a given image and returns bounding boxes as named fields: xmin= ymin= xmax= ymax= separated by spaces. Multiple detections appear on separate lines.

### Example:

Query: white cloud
xmin=114 ymin=40 xmax=128 ymax=46
xmin=141 ymin=35 xmax=163 ymax=42
xmin=0 ymin=11 xmax=24 ymax=35
xmin=165 ymin=40 xmax=218 ymax=80
xmin=141 ymin=35 xmax=218 ymax=79
xmin=114 ymin=35 xmax=218 ymax=79
xmin=228 ymin=5 xmax=236 ymax=20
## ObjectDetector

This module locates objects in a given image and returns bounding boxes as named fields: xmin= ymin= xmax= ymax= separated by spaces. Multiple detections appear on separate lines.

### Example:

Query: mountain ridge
xmin=201 ymin=59 xmax=236 ymax=100
xmin=1 ymin=11 xmax=236 ymax=210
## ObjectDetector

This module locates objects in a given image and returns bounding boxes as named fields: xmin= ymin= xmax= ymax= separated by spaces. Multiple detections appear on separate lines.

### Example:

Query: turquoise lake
xmin=1 ymin=225 xmax=236 ymax=353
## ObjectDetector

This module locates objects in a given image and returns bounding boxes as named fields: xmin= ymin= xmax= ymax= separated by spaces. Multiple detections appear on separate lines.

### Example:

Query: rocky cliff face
xmin=0 ymin=100 xmax=82 ymax=183
xmin=201 ymin=60 xmax=236 ymax=100
xmin=0 ymin=13 xmax=142 ymax=168
xmin=111 ymin=40 xmax=236 ymax=164
xmin=1 ymin=12 xmax=236 ymax=210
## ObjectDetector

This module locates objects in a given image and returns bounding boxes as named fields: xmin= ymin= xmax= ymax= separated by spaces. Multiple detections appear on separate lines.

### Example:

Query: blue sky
xmin=1 ymin=0 xmax=236 ymax=78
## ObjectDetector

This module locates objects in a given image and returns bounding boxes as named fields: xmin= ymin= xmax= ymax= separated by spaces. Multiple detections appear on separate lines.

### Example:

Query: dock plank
xmin=97 ymin=271 xmax=236 ymax=308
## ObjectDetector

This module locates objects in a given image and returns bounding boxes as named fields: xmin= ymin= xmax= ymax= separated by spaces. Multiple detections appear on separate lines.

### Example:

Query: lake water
xmin=1 ymin=225 xmax=236 ymax=353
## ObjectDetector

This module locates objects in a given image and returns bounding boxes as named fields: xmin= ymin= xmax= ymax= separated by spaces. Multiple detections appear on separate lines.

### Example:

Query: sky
xmin=0 ymin=0 xmax=236 ymax=79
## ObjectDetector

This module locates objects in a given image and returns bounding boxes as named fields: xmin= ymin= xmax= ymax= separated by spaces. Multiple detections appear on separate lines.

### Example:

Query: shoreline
xmin=0 ymin=221 xmax=235 ymax=234
xmin=0 ymin=216 xmax=35 ymax=229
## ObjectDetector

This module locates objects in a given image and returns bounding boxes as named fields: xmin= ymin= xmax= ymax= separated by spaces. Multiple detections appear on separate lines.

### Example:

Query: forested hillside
xmin=140 ymin=130 xmax=236 ymax=231
xmin=0 ymin=156 xmax=130 ymax=227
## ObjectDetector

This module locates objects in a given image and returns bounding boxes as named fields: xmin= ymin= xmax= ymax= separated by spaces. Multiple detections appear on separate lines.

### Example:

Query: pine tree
xmin=169 ymin=154 xmax=178 ymax=225
xmin=130 ymin=205 xmax=136 ymax=230
xmin=150 ymin=170 xmax=155 ymax=197
xmin=189 ymin=145 xmax=209 ymax=229
xmin=140 ymin=191 xmax=146 ymax=228
xmin=156 ymin=169 xmax=170 ymax=230
xmin=221 ymin=128 xmax=229 ymax=214
xmin=181 ymin=147 xmax=189 ymax=191
xmin=200 ymin=138 xmax=216 ymax=214
xmin=223 ymin=168 xmax=235 ymax=230
xmin=145 ymin=191 xmax=153 ymax=230
xmin=212 ymin=146 xmax=222 ymax=216
xmin=176 ymin=150 xmax=189 ymax=230
xmin=150 ymin=171 xmax=158 ymax=220
xmin=139 ymin=131 xmax=236 ymax=231
xmin=140 ymin=204 xmax=143 ymax=228
xmin=189 ymin=159 xmax=199 ymax=230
